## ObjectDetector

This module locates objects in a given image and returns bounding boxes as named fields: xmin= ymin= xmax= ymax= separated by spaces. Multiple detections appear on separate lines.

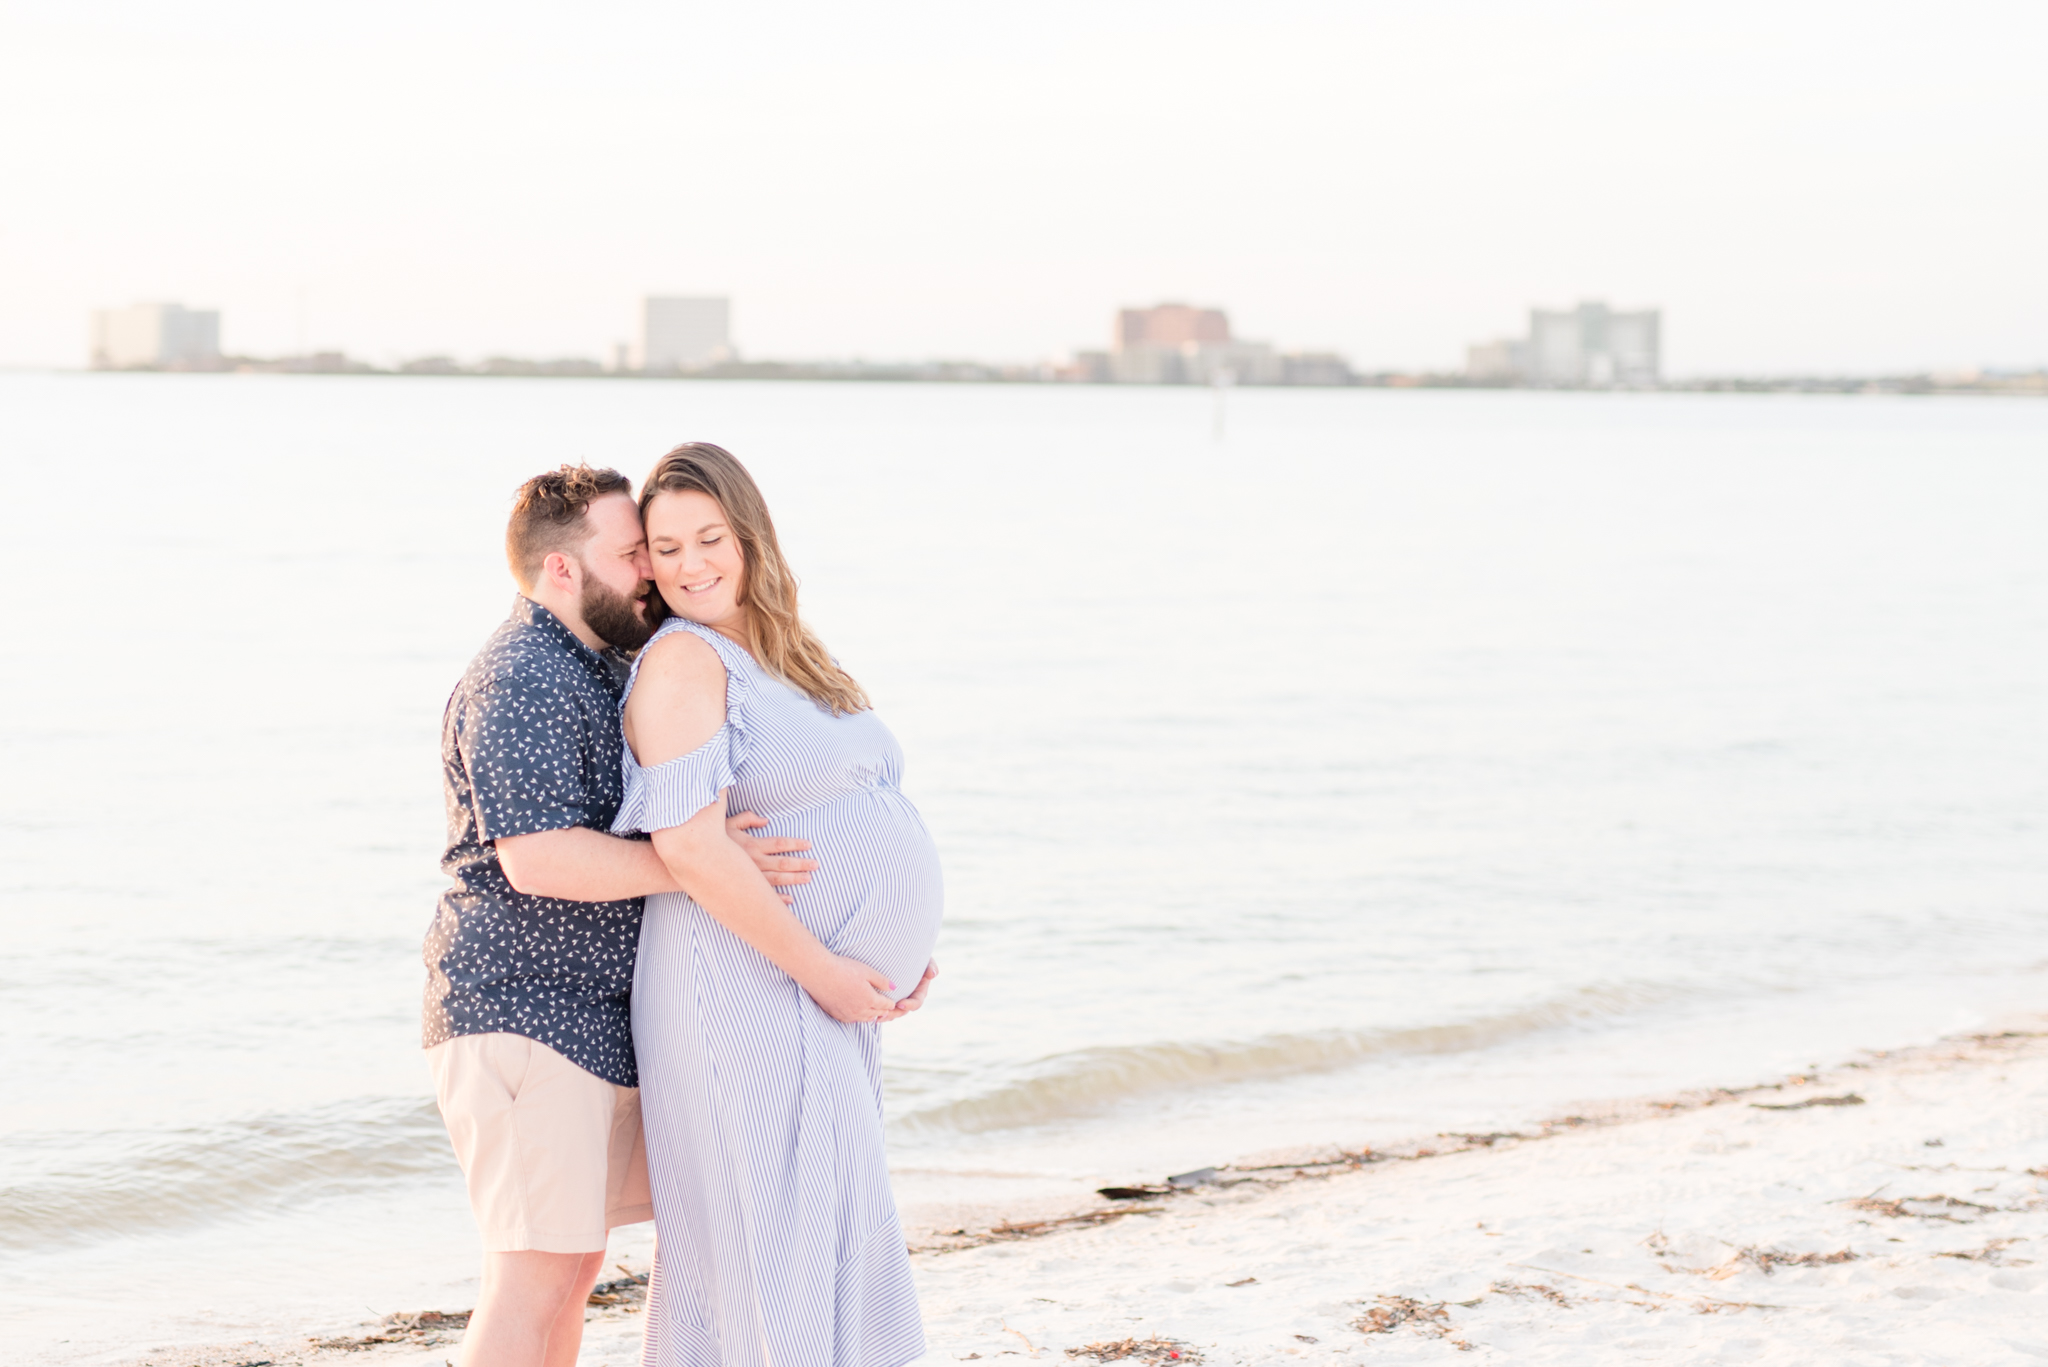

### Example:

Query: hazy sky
xmin=3 ymin=0 xmax=2043 ymax=374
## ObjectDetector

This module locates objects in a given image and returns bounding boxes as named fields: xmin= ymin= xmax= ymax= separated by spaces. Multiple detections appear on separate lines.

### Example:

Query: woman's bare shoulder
xmin=623 ymin=628 xmax=729 ymax=765
xmin=633 ymin=627 xmax=727 ymax=693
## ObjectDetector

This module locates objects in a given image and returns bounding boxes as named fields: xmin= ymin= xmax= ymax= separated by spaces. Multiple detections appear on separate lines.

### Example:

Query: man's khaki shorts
xmin=428 ymin=1032 xmax=652 ymax=1253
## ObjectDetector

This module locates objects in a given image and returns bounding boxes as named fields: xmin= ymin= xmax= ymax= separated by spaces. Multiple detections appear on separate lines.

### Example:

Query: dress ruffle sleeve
xmin=614 ymin=725 xmax=736 ymax=833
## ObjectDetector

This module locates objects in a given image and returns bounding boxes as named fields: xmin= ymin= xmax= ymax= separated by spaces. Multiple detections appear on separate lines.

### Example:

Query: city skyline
xmin=67 ymin=286 xmax=2046 ymax=392
xmin=49 ymin=274 xmax=2045 ymax=381
xmin=4 ymin=2 xmax=2043 ymax=377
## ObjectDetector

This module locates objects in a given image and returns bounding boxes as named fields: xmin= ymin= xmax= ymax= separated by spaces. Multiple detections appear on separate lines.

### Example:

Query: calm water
xmin=3 ymin=374 xmax=2045 ymax=1360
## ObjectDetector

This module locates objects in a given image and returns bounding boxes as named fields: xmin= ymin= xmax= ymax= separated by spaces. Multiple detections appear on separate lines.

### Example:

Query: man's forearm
xmin=495 ymin=827 xmax=682 ymax=901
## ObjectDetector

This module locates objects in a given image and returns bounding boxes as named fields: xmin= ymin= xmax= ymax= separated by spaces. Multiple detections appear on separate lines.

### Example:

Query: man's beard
xmin=581 ymin=575 xmax=664 ymax=651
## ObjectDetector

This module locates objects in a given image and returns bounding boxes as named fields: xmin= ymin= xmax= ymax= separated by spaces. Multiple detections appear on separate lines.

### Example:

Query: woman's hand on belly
xmin=878 ymin=959 xmax=937 ymax=1024
xmin=647 ymin=790 xmax=896 ymax=1024
xmin=801 ymin=951 xmax=905 ymax=1025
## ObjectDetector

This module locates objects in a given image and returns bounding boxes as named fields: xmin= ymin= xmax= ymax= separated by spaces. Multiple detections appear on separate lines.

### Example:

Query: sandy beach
xmin=123 ymin=1021 xmax=2048 ymax=1367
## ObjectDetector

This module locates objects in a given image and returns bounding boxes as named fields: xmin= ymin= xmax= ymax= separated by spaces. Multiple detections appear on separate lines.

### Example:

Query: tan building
xmin=1465 ymin=338 xmax=1529 ymax=382
xmin=1110 ymin=302 xmax=1282 ymax=384
xmin=1117 ymin=304 xmax=1231 ymax=348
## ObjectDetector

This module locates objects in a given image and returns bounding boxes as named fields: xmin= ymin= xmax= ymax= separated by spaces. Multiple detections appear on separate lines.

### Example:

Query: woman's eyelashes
xmin=654 ymin=535 xmax=721 ymax=557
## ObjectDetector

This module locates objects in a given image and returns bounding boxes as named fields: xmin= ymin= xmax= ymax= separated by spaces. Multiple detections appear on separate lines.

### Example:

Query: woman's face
xmin=645 ymin=489 xmax=747 ymax=629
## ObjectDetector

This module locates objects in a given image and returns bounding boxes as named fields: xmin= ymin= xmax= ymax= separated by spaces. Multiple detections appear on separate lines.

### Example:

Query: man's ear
xmin=541 ymin=550 xmax=582 ymax=593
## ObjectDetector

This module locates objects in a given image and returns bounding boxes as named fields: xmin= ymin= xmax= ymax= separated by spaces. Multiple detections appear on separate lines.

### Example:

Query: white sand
xmin=908 ymin=1028 xmax=2048 ymax=1365
xmin=133 ymin=1027 xmax=2048 ymax=1366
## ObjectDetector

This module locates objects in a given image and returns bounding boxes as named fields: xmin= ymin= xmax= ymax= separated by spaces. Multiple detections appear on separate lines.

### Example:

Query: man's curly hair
xmin=506 ymin=464 xmax=633 ymax=589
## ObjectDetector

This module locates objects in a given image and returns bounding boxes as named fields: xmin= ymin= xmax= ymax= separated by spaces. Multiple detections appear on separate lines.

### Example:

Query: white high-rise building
xmin=1465 ymin=301 xmax=1660 ymax=386
xmin=1526 ymin=302 xmax=1660 ymax=386
xmin=90 ymin=303 xmax=221 ymax=370
xmin=641 ymin=297 xmax=731 ymax=373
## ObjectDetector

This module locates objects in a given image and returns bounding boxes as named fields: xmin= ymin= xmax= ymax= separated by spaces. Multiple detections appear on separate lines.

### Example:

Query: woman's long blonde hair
xmin=639 ymin=442 xmax=870 ymax=716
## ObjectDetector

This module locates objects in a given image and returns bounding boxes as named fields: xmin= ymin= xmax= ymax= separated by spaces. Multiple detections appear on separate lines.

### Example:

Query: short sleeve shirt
xmin=422 ymin=597 xmax=645 ymax=1086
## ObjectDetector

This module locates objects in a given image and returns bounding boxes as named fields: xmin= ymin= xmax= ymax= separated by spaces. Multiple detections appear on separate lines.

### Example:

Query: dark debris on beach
xmin=587 ymin=1266 xmax=651 ymax=1308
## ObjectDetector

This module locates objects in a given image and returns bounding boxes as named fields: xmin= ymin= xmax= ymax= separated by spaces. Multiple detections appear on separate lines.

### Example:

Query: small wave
xmin=894 ymin=983 xmax=1688 ymax=1135
xmin=0 ymin=988 xmax=1692 ymax=1250
xmin=0 ymin=1097 xmax=454 ymax=1253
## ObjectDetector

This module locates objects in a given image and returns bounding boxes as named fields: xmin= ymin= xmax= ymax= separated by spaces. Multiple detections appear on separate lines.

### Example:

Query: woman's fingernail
xmin=888 ymin=982 xmax=899 ymax=991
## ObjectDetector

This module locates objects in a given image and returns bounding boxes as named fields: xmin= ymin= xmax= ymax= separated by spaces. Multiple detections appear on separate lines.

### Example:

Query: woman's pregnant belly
xmin=761 ymin=787 xmax=943 ymax=1001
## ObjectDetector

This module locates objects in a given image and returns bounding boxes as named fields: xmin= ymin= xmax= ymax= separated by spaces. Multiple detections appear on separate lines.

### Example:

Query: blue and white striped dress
xmin=612 ymin=616 xmax=941 ymax=1367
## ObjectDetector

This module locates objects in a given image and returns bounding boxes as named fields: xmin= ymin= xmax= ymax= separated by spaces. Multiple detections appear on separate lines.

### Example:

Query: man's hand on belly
xmin=726 ymin=811 xmax=818 ymax=906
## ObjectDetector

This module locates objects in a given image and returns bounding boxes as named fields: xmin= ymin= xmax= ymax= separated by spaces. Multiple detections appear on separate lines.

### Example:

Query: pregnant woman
xmin=613 ymin=442 xmax=942 ymax=1367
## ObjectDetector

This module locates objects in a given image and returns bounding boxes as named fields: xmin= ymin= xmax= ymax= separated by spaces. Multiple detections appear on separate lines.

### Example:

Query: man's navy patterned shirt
xmin=423 ymin=596 xmax=645 ymax=1086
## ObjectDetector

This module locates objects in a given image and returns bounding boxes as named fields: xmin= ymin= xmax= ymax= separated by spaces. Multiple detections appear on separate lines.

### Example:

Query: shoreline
xmin=14 ymin=368 xmax=2048 ymax=396
xmin=105 ymin=1020 xmax=2048 ymax=1365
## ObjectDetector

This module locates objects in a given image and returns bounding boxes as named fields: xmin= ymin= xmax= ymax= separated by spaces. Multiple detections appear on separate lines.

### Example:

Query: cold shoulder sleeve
xmin=616 ymin=726 xmax=736 ymax=833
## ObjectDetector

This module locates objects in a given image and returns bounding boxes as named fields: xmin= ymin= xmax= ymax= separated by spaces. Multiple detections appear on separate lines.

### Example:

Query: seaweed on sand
xmin=309 ymin=1309 xmax=470 ymax=1350
xmin=913 ymin=1205 xmax=1168 ymax=1252
xmin=1843 ymin=1193 xmax=1996 ymax=1223
xmin=1353 ymin=1295 xmax=1471 ymax=1349
xmin=1064 ymin=1335 xmax=1202 ymax=1363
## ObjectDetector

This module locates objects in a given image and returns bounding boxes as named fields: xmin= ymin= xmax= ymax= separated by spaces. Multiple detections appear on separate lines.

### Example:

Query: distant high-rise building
xmin=1465 ymin=301 xmax=1660 ymax=386
xmin=90 ymin=303 xmax=221 ymax=370
xmin=1527 ymin=302 xmax=1659 ymax=386
xmin=641 ymin=297 xmax=732 ymax=373
xmin=1110 ymin=302 xmax=1281 ymax=384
